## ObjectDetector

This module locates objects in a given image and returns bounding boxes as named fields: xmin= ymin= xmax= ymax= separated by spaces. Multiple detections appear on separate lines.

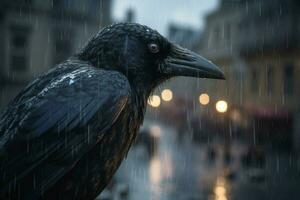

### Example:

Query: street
xmin=102 ymin=121 xmax=300 ymax=200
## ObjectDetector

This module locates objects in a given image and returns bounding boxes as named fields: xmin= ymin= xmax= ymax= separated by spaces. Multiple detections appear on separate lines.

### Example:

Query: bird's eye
xmin=148 ymin=43 xmax=160 ymax=54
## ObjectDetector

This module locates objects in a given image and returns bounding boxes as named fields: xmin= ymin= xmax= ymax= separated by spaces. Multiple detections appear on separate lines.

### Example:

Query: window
xmin=214 ymin=25 xmax=220 ymax=45
xmin=52 ymin=0 xmax=71 ymax=9
xmin=251 ymin=68 xmax=258 ymax=94
xmin=225 ymin=23 xmax=231 ymax=41
xmin=9 ymin=26 xmax=30 ymax=71
xmin=14 ymin=0 xmax=32 ymax=5
xmin=12 ymin=34 xmax=27 ymax=48
xmin=266 ymin=65 xmax=273 ymax=96
xmin=284 ymin=63 xmax=294 ymax=96
xmin=11 ymin=55 xmax=27 ymax=71
xmin=54 ymin=38 xmax=71 ymax=64
xmin=53 ymin=29 xmax=72 ymax=64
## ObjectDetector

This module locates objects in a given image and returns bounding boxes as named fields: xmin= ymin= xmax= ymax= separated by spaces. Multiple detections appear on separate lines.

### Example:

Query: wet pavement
xmin=108 ymin=122 xmax=300 ymax=200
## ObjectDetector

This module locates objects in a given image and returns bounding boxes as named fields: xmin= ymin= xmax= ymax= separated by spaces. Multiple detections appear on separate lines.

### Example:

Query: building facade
xmin=0 ymin=0 xmax=112 ymax=109
xmin=238 ymin=0 xmax=300 ymax=113
xmin=200 ymin=0 xmax=246 ymax=109
xmin=200 ymin=0 xmax=300 ymax=148
xmin=166 ymin=24 xmax=203 ymax=103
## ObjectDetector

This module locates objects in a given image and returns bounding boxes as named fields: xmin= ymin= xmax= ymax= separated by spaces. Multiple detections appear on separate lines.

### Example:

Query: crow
xmin=0 ymin=23 xmax=224 ymax=199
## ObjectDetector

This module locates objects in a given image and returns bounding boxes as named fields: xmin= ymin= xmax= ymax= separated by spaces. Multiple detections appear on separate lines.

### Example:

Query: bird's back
xmin=0 ymin=58 xmax=141 ymax=199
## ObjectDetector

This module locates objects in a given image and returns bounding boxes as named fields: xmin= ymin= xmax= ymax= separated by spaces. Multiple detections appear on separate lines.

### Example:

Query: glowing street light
xmin=216 ymin=100 xmax=228 ymax=113
xmin=199 ymin=93 xmax=210 ymax=105
xmin=148 ymin=95 xmax=161 ymax=107
xmin=161 ymin=89 xmax=173 ymax=102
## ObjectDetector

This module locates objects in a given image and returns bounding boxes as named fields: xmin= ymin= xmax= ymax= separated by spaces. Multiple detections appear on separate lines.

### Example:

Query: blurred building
xmin=145 ymin=23 xmax=204 ymax=133
xmin=0 ymin=0 xmax=112 ymax=110
xmin=239 ymin=0 xmax=300 ymax=113
xmin=124 ymin=8 xmax=135 ymax=23
xmin=200 ymin=0 xmax=245 ymax=110
xmin=168 ymin=24 xmax=200 ymax=51
xmin=200 ymin=0 xmax=300 ymax=149
xmin=165 ymin=24 xmax=203 ymax=103
xmin=162 ymin=24 xmax=201 ymax=111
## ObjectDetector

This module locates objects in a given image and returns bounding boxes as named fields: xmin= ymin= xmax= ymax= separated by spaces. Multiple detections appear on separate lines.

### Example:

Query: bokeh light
xmin=150 ymin=125 xmax=161 ymax=138
xmin=216 ymin=100 xmax=228 ymax=113
xmin=199 ymin=93 xmax=210 ymax=105
xmin=161 ymin=89 xmax=173 ymax=102
xmin=148 ymin=95 xmax=161 ymax=107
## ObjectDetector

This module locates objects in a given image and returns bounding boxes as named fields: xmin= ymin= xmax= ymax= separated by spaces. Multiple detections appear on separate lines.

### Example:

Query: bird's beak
xmin=163 ymin=44 xmax=225 ymax=79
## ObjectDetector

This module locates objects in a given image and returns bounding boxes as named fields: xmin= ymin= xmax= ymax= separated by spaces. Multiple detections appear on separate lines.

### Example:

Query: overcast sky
xmin=112 ymin=0 xmax=220 ymax=36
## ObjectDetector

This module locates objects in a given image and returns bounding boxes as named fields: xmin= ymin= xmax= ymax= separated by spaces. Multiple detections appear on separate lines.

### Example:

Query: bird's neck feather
xmin=129 ymin=78 xmax=161 ymax=122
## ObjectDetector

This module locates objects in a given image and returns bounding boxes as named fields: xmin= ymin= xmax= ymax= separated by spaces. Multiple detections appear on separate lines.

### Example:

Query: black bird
xmin=0 ymin=23 xmax=224 ymax=199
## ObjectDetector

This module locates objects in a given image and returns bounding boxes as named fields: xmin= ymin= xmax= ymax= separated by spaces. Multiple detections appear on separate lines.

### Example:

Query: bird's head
xmin=78 ymin=23 xmax=224 ymax=93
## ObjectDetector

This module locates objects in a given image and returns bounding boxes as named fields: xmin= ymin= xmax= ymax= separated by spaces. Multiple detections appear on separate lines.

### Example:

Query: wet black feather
xmin=0 ymin=23 xmax=168 ymax=199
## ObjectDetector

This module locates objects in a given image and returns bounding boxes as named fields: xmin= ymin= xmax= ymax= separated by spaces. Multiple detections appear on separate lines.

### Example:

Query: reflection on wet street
xmin=108 ymin=121 xmax=300 ymax=200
